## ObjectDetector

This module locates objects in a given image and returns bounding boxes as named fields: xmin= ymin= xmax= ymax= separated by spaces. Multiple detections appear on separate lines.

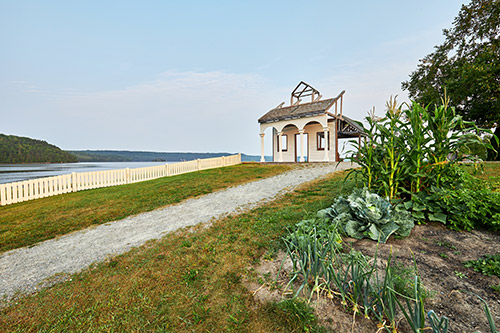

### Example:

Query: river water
xmin=0 ymin=162 xmax=171 ymax=184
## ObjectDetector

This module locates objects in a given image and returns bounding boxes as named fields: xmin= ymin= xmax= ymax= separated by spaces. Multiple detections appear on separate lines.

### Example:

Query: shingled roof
xmin=258 ymin=98 xmax=338 ymax=124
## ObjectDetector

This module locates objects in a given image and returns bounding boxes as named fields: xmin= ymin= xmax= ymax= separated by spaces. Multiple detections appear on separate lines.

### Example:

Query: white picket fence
xmin=0 ymin=154 xmax=241 ymax=206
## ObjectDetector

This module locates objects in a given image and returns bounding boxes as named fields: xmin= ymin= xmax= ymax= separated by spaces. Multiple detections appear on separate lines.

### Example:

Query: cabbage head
xmin=331 ymin=188 xmax=414 ymax=243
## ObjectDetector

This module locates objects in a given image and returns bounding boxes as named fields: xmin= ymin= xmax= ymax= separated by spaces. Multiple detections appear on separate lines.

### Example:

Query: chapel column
xmin=260 ymin=133 xmax=265 ymax=162
xmin=323 ymin=127 xmax=330 ymax=162
xmin=277 ymin=131 xmax=283 ymax=162
xmin=299 ymin=129 xmax=305 ymax=162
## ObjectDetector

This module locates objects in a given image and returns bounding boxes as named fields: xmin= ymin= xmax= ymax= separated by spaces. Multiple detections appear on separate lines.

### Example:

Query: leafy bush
xmin=321 ymin=188 xmax=414 ymax=243
xmin=406 ymin=166 xmax=500 ymax=231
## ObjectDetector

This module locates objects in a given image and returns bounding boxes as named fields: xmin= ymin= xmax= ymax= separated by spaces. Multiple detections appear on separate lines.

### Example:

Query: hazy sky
xmin=1 ymin=0 xmax=465 ymax=155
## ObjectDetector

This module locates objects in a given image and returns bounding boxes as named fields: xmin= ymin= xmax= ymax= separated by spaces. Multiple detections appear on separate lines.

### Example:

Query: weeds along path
xmin=0 ymin=162 xmax=356 ymax=303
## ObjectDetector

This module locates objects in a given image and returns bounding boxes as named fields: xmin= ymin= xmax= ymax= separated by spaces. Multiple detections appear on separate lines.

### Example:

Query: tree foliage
xmin=0 ymin=134 xmax=78 ymax=163
xmin=402 ymin=0 xmax=500 ymax=128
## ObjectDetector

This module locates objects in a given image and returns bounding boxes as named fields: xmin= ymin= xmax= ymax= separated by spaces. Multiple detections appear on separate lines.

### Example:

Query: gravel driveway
xmin=0 ymin=162 xmax=356 ymax=304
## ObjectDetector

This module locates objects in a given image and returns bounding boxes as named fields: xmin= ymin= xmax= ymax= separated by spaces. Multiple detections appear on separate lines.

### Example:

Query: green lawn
xmin=0 ymin=163 xmax=293 ymax=253
xmin=0 ymin=170 xmax=352 ymax=331
xmin=464 ymin=161 xmax=500 ymax=183
xmin=1 ymin=163 xmax=498 ymax=331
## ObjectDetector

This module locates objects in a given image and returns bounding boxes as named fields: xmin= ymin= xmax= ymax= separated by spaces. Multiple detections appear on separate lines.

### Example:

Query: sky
xmin=1 ymin=0 xmax=466 ymax=155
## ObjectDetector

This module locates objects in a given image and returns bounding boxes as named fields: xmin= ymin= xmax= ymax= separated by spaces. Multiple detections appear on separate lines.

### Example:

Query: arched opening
xmin=278 ymin=124 xmax=299 ymax=162
xmin=303 ymin=120 xmax=327 ymax=162
xmin=259 ymin=126 xmax=275 ymax=162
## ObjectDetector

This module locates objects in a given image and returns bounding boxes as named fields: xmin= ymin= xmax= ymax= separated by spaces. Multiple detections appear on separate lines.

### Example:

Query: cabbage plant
xmin=319 ymin=188 xmax=414 ymax=243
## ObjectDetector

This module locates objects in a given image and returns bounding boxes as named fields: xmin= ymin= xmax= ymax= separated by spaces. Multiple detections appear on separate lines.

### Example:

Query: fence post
xmin=238 ymin=153 xmax=241 ymax=163
xmin=197 ymin=159 xmax=201 ymax=171
xmin=126 ymin=168 xmax=131 ymax=184
xmin=71 ymin=172 xmax=78 ymax=192
xmin=222 ymin=156 xmax=226 ymax=167
xmin=165 ymin=164 xmax=170 ymax=177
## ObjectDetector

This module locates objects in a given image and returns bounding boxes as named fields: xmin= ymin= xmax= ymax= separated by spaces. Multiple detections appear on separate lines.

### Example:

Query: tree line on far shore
xmin=0 ymin=134 xmax=78 ymax=164
xmin=0 ymin=134 xmax=264 ymax=164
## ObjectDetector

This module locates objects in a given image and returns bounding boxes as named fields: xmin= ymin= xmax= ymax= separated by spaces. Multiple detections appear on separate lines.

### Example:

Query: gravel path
xmin=0 ymin=162 xmax=356 ymax=303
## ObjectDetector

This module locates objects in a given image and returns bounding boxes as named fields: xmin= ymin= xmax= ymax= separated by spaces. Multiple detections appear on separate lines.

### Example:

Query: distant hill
xmin=68 ymin=150 xmax=270 ymax=162
xmin=0 ymin=134 xmax=78 ymax=163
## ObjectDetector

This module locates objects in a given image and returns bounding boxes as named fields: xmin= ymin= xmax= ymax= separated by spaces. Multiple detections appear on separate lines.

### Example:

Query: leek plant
xmin=428 ymin=310 xmax=449 ymax=333
xmin=392 ymin=275 xmax=426 ymax=332
xmin=282 ymin=223 xmax=342 ymax=301
xmin=472 ymin=294 xmax=499 ymax=333
xmin=282 ymin=211 xmax=439 ymax=333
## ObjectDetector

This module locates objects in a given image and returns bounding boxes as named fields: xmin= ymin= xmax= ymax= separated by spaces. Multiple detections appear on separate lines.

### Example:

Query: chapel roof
xmin=258 ymin=97 xmax=339 ymax=124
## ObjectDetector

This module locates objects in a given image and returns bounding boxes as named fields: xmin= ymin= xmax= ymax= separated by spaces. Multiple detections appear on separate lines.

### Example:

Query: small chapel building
xmin=258 ymin=81 xmax=365 ymax=163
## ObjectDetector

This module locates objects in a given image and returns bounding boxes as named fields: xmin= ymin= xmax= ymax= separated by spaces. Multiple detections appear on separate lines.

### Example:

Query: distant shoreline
xmin=67 ymin=150 xmax=270 ymax=163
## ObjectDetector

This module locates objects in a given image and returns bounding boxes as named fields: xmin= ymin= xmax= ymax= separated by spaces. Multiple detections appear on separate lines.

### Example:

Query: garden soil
xmin=248 ymin=223 xmax=500 ymax=332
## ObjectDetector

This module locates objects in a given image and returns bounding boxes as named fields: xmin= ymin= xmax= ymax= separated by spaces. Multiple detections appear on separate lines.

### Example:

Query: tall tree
xmin=402 ymin=0 xmax=500 ymax=159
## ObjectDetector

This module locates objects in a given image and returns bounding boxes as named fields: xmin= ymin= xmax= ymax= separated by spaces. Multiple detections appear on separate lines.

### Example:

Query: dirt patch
xmin=247 ymin=223 xmax=500 ymax=332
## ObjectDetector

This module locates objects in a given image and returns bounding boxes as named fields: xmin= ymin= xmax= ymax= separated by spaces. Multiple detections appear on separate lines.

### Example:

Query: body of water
xmin=0 ymin=162 xmax=172 ymax=184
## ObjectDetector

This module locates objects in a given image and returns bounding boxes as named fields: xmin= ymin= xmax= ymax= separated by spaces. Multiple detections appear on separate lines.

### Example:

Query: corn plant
xmin=402 ymin=102 xmax=431 ymax=193
xmin=377 ymin=97 xmax=406 ymax=199
xmin=350 ymin=109 xmax=381 ymax=191
xmin=348 ymin=96 xmax=494 ymax=201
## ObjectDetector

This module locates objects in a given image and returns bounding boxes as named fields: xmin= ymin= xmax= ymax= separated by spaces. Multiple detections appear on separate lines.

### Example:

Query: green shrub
xmin=406 ymin=166 xmax=500 ymax=231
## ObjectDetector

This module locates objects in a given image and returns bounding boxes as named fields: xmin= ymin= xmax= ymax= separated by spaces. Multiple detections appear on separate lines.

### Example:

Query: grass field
xmin=0 ymin=163 xmax=497 ymax=331
xmin=462 ymin=161 xmax=500 ymax=182
xmin=0 ymin=169 xmax=352 ymax=331
xmin=0 ymin=163 xmax=293 ymax=253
